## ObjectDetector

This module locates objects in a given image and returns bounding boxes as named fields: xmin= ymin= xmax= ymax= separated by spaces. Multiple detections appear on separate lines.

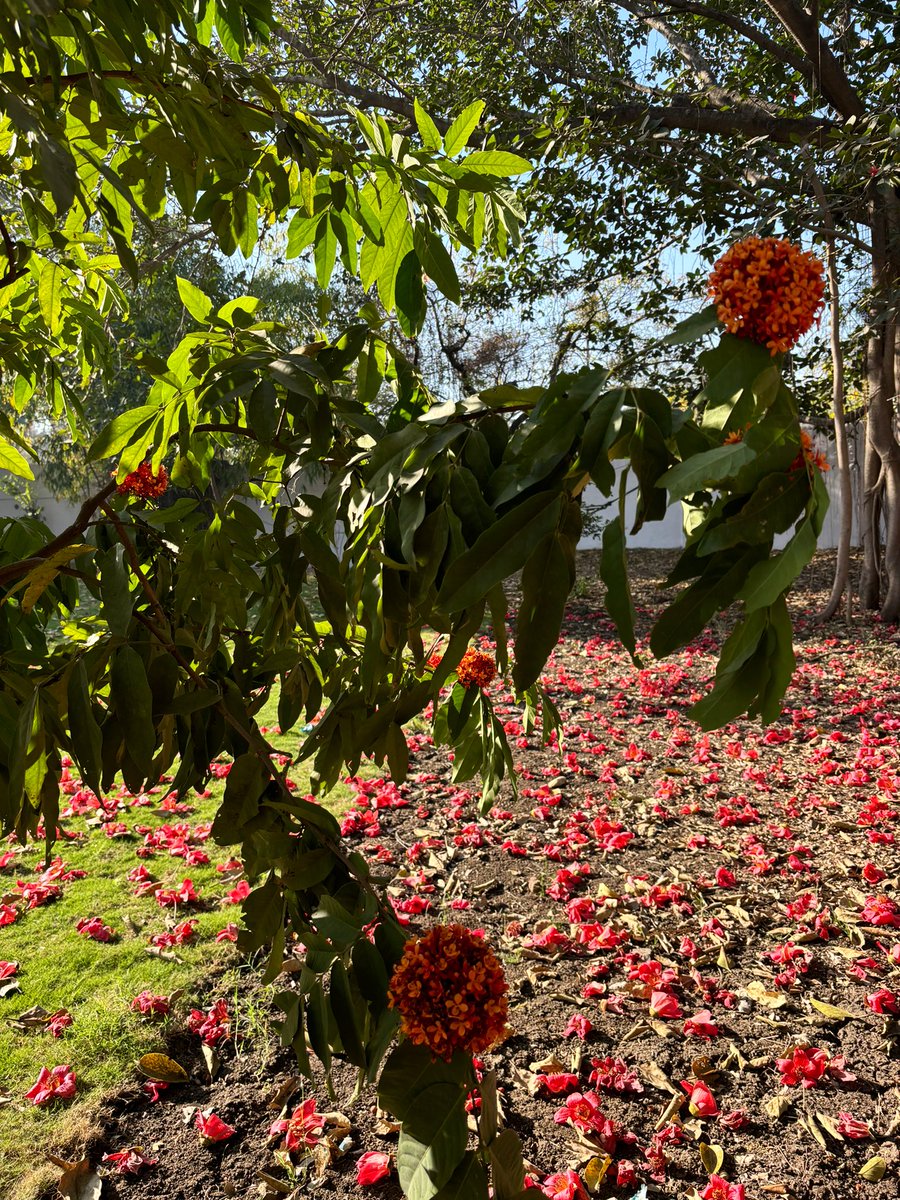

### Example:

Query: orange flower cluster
xmin=723 ymin=424 xmax=752 ymax=445
xmin=456 ymin=648 xmax=496 ymax=690
xmin=387 ymin=924 xmax=509 ymax=1060
xmin=708 ymin=236 xmax=825 ymax=355
xmin=117 ymin=462 xmax=169 ymax=499
xmin=791 ymin=429 xmax=830 ymax=474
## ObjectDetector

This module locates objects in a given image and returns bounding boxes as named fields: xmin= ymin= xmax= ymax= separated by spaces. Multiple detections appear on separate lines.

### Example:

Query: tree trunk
xmin=860 ymin=422 xmax=882 ymax=608
xmin=812 ymin=185 xmax=853 ymax=622
xmin=860 ymin=193 xmax=900 ymax=617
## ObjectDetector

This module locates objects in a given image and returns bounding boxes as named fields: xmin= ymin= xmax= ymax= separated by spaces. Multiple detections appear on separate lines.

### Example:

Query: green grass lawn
xmin=0 ymin=688 xmax=361 ymax=1198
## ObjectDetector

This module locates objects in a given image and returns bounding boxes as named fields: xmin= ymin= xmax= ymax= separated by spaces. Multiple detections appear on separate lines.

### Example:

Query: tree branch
xmin=0 ymin=211 xmax=26 ymax=288
xmin=588 ymin=100 xmax=834 ymax=146
xmin=620 ymin=0 xmax=776 ymax=114
xmin=659 ymin=1 xmax=817 ymax=84
xmin=0 ymin=480 xmax=117 ymax=587
xmin=762 ymin=0 xmax=865 ymax=119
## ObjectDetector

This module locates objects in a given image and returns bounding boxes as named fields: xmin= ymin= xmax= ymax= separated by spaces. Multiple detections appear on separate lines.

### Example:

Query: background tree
xmin=274 ymin=0 xmax=898 ymax=615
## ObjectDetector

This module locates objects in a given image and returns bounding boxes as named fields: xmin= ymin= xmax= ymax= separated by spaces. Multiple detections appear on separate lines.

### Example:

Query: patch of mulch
xmin=47 ymin=550 xmax=900 ymax=1200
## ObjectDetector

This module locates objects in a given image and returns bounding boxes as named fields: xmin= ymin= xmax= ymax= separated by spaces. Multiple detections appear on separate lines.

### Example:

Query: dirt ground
xmin=46 ymin=550 xmax=900 ymax=1200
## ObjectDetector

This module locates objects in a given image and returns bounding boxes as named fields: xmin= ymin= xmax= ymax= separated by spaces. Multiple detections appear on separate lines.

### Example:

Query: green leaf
xmin=599 ymin=516 xmax=637 ymax=661
xmin=38 ymin=261 xmax=64 ymax=335
xmin=351 ymin=937 xmax=389 ymax=1011
xmin=329 ymin=959 xmax=367 ymax=1068
xmin=109 ymin=646 xmax=154 ymax=780
xmin=437 ymin=492 xmax=564 ymax=612
xmin=414 ymin=99 xmax=443 ymax=151
xmin=313 ymin=213 xmax=338 ymax=289
xmin=698 ymin=335 xmax=778 ymax=420
xmin=416 ymin=229 xmax=460 ymax=303
xmin=98 ymin=546 xmax=133 ymax=638
xmin=661 ymin=304 xmax=720 ymax=346
xmin=435 ymin=1152 xmax=490 ymax=1200
xmin=459 ymin=150 xmax=531 ymax=176
xmin=312 ymin=895 xmax=363 ymax=947
xmin=66 ymin=660 xmax=103 ymax=798
xmin=0 ymin=438 xmax=35 ymax=480
xmin=697 ymin=470 xmax=810 ymax=555
xmin=395 ymin=249 xmax=427 ymax=336
xmin=176 ymin=276 xmax=213 ymax=323
xmin=378 ymin=1041 xmax=470 ymax=1122
xmin=659 ymin=442 xmax=756 ymax=501
xmin=738 ymin=516 xmax=818 ymax=611
xmin=443 ymin=100 xmax=485 ymax=156
xmin=513 ymin=533 xmax=573 ymax=692
xmin=88 ymin=405 xmax=159 ymax=462
xmin=286 ymin=210 xmax=319 ymax=257
xmin=397 ymin=1083 xmax=468 ymax=1200
xmin=650 ymin=547 xmax=764 ymax=657
xmin=212 ymin=752 xmax=267 ymax=844
xmin=489 ymin=1129 xmax=526 ymax=1200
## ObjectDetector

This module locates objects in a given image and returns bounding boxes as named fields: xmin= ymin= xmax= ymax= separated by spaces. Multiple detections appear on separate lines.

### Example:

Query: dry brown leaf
xmin=267 ymin=1076 xmax=302 ymax=1111
xmin=52 ymin=1155 xmax=103 ymax=1200
xmin=798 ymin=1115 xmax=828 ymax=1151
xmin=583 ymin=1155 xmax=612 ymax=1193
xmin=654 ymin=1093 xmax=684 ymax=1130
xmin=639 ymin=1062 xmax=679 ymax=1094
xmin=138 ymin=1053 xmax=189 ymax=1083
xmin=809 ymin=998 xmax=853 ymax=1021
xmin=529 ymin=1053 xmax=566 ymax=1074
xmin=765 ymin=1094 xmax=794 ymax=1119
xmin=860 ymin=1157 xmax=887 ymax=1181
xmin=815 ymin=1112 xmax=844 ymax=1141
xmin=743 ymin=981 xmax=787 ymax=1009
xmin=699 ymin=1143 xmax=725 ymax=1174
xmin=200 ymin=1043 xmax=220 ymax=1081
xmin=256 ymin=1170 xmax=293 ymax=1195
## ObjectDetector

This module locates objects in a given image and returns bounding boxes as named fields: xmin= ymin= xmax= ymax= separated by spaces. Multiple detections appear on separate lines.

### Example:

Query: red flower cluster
xmin=456 ymin=648 xmax=497 ymax=690
xmin=117 ymin=461 xmax=169 ymax=499
xmin=708 ymin=236 xmax=825 ymax=354
xmin=387 ymin=924 xmax=509 ymax=1060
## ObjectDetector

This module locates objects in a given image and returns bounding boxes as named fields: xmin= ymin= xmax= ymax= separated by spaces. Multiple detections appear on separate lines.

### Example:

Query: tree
xmin=0 ymin=3 xmax=830 ymax=1196
xmin=276 ymin=0 xmax=899 ymax=616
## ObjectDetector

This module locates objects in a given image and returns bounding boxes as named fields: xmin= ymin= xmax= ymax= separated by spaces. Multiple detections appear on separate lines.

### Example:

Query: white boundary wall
xmin=0 ymin=425 xmax=861 ymax=552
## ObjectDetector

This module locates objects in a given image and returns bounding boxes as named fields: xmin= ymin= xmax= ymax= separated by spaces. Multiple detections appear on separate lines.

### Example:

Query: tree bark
xmin=814 ymin=215 xmax=853 ymax=622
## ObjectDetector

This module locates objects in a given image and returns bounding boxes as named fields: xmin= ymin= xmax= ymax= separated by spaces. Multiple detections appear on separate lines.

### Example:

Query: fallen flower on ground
xmin=541 ymin=1169 xmax=588 ymax=1200
xmin=101 ymin=1147 xmax=158 ymax=1174
xmin=835 ymin=1112 xmax=870 ymax=1138
xmin=195 ymin=1110 xmax=235 ymax=1142
xmin=24 ymin=1065 xmax=77 ymax=1105
xmin=131 ymin=991 xmax=170 ymax=1018
xmin=681 ymin=1078 xmax=719 ymax=1117
xmin=701 ymin=1174 xmax=746 ymax=1200
xmin=75 ymin=915 xmax=115 ymax=941
xmin=268 ymin=1097 xmax=325 ymax=1153
xmin=356 ymin=1150 xmax=392 ymax=1185
xmin=683 ymin=1009 xmax=719 ymax=1039
xmin=775 ymin=1046 xmax=829 ymax=1088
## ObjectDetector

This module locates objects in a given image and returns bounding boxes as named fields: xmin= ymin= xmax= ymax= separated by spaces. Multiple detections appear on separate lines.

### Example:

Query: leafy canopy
xmin=0 ymin=4 xmax=827 ymax=1197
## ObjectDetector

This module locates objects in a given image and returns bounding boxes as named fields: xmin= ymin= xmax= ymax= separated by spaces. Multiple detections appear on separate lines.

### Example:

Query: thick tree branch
xmin=620 ymin=0 xmax=775 ymax=114
xmin=660 ymin=0 xmax=816 ymax=84
xmin=588 ymin=101 xmax=834 ymax=147
xmin=762 ymin=0 xmax=865 ymax=119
